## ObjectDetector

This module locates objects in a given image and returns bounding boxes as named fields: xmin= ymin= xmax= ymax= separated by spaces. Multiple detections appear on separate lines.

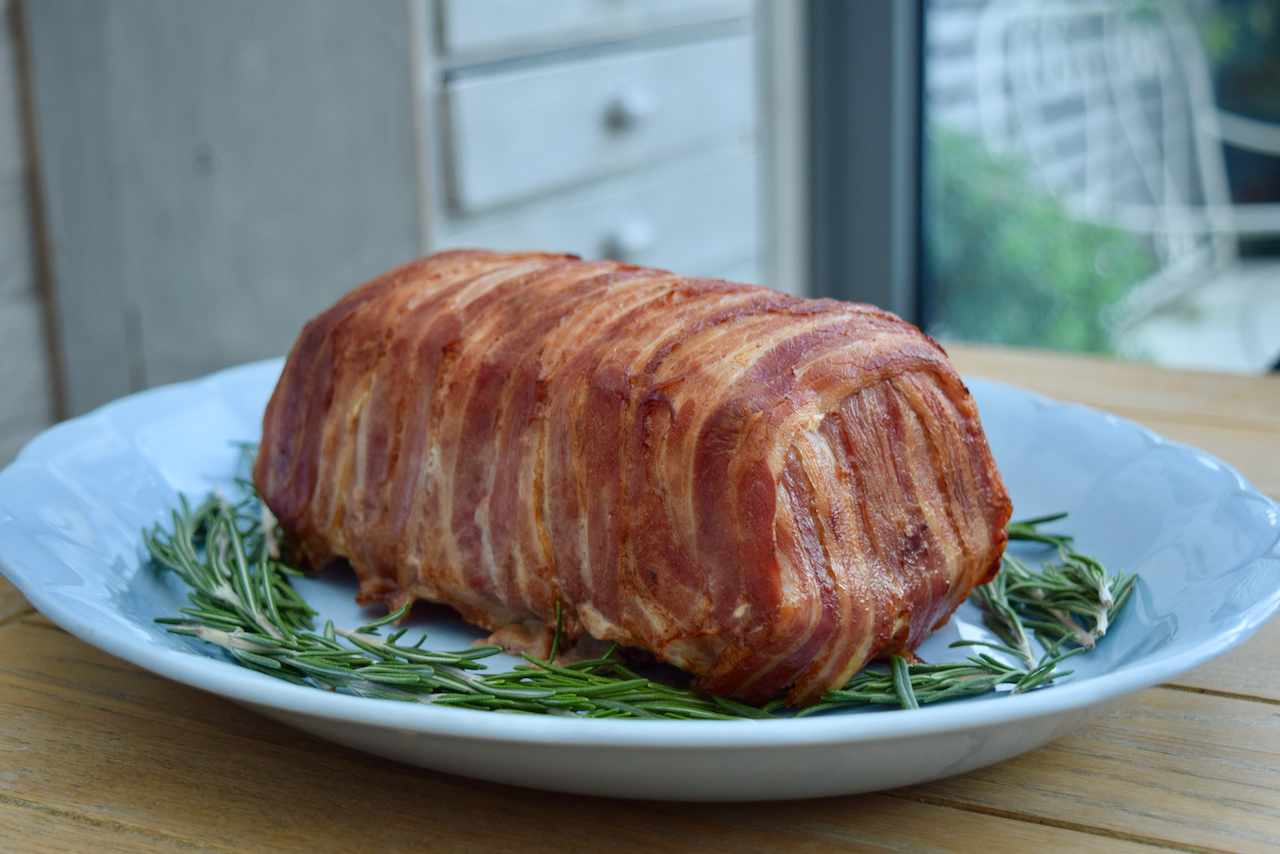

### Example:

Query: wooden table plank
xmin=908 ymin=687 xmax=1280 ymax=854
xmin=0 ymin=616 xmax=1183 ymax=854
xmin=0 ymin=802 xmax=220 ymax=854
xmin=0 ymin=574 xmax=33 ymax=626
xmin=1170 ymin=614 xmax=1280 ymax=703
xmin=946 ymin=343 xmax=1280 ymax=432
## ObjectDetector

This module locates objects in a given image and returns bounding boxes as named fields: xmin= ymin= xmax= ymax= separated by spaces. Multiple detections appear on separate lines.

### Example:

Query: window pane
xmin=923 ymin=0 xmax=1280 ymax=373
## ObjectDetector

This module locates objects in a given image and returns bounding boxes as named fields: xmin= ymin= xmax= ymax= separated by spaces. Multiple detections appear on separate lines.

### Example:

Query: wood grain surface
xmin=1 ymin=343 xmax=1278 ymax=853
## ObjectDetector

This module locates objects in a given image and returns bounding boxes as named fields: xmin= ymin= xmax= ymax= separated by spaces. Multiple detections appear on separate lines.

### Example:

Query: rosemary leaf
xmin=146 ymin=468 xmax=1133 ymax=720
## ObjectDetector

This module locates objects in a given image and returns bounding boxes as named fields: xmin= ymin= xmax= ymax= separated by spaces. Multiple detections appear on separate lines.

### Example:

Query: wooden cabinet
xmin=442 ymin=36 xmax=754 ymax=212
xmin=447 ymin=149 xmax=758 ymax=280
xmin=437 ymin=0 xmax=748 ymax=56
xmin=424 ymin=3 xmax=768 ymax=286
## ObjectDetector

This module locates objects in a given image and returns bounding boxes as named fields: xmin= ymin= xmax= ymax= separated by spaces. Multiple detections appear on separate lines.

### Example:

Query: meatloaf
xmin=253 ymin=249 xmax=1012 ymax=705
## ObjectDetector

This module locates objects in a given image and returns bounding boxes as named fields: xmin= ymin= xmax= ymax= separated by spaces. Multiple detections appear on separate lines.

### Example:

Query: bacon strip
xmin=253 ymin=250 xmax=1012 ymax=705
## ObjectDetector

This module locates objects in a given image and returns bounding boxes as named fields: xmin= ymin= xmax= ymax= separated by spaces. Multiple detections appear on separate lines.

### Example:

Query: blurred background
xmin=0 ymin=0 xmax=1275 ymax=465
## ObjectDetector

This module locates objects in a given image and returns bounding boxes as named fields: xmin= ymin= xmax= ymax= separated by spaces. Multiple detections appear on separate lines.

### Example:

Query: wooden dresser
xmin=422 ymin=1 xmax=765 ymax=287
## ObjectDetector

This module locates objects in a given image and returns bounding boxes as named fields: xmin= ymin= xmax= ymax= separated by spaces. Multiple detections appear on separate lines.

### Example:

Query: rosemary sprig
xmin=1001 ymin=522 xmax=1137 ymax=651
xmin=145 ymin=490 xmax=766 ymax=719
xmin=807 ymin=513 xmax=1134 ymax=714
xmin=797 ymin=644 xmax=1085 ymax=717
xmin=146 ymin=471 xmax=1133 ymax=718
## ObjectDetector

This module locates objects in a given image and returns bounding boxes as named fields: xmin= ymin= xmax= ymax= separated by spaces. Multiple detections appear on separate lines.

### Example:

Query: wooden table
xmin=2 ymin=343 xmax=1278 ymax=853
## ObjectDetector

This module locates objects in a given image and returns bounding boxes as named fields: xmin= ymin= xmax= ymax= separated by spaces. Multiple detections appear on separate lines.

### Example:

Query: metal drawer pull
xmin=603 ymin=88 xmax=655 ymax=132
xmin=601 ymin=219 xmax=657 ymax=261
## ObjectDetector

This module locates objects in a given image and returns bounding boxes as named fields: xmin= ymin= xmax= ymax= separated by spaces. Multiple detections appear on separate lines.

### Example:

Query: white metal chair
xmin=972 ymin=0 xmax=1280 ymax=372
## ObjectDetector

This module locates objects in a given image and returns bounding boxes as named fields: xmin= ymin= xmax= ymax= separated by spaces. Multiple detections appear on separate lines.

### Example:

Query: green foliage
xmin=1191 ymin=0 xmax=1280 ymax=121
xmin=926 ymin=128 xmax=1154 ymax=354
xmin=1195 ymin=0 xmax=1279 ymax=66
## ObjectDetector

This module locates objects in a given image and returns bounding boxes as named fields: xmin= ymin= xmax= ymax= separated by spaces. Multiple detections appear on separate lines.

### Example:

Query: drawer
xmin=438 ymin=0 xmax=749 ymax=57
xmin=442 ymin=35 xmax=754 ymax=213
xmin=711 ymin=256 xmax=760 ymax=287
xmin=437 ymin=149 xmax=758 ymax=279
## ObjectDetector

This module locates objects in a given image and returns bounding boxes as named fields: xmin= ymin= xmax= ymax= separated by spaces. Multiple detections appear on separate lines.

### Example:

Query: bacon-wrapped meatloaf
xmin=253 ymin=249 xmax=1011 ymax=705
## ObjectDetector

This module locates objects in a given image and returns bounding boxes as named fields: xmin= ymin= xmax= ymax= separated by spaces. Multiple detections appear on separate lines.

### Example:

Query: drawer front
xmin=443 ymin=35 xmax=754 ymax=213
xmin=439 ymin=0 xmax=749 ymax=57
xmin=711 ymin=257 xmax=760 ymax=287
xmin=438 ymin=151 xmax=757 ymax=279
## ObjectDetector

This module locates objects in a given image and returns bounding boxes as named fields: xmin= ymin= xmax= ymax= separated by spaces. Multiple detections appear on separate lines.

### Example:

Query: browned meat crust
xmin=253 ymin=250 xmax=1011 ymax=705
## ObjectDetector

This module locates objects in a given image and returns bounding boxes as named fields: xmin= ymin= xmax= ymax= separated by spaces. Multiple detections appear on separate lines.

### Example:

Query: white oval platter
xmin=0 ymin=359 xmax=1277 ymax=801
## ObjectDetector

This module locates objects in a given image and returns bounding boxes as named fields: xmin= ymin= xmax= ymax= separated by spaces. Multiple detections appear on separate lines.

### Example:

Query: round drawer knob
xmin=603 ymin=89 xmax=654 ymax=133
xmin=601 ymin=219 xmax=656 ymax=262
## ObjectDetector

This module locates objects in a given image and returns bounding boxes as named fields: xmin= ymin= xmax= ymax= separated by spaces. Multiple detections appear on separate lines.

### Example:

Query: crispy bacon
xmin=253 ymin=250 xmax=1012 ymax=705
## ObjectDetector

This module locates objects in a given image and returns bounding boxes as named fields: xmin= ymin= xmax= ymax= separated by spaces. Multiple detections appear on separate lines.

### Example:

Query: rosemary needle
xmin=146 ymin=463 xmax=1133 ymax=718
xmin=807 ymin=515 xmax=1134 ymax=715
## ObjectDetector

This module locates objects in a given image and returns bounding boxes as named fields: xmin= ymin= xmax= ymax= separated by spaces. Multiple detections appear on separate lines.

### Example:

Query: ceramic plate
xmin=1 ymin=359 xmax=1277 ymax=801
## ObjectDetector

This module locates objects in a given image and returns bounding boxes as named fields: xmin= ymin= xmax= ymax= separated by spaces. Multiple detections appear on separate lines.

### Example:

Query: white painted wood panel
xmin=0 ymin=418 xmax=42 ymax=465
xmin=25 ymin=1 xmax=423 ymax=410
xmin=755 ymin=0 xmax=807 ymax=296
xmin=711 ymin=255 xmax=759 ymax=286
xmin=444 ymin=34 xmax=754 ymax=213
xmin=439 ymin=0 xmax=748 ymax=57
xmin=0 ymin=3 xmax=23 ymax=179
xmin=0 ymin=0 xmax=50 ymax=466
xmin=439 ymin=148 xmax=757 ymax=279
xmin=0 ymin=178 xmax=32 ymax=305
xmin=22 ymin=0 xmax=134 ymax=414
xmin=0 ymin=298 xmax=53 ymax=447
